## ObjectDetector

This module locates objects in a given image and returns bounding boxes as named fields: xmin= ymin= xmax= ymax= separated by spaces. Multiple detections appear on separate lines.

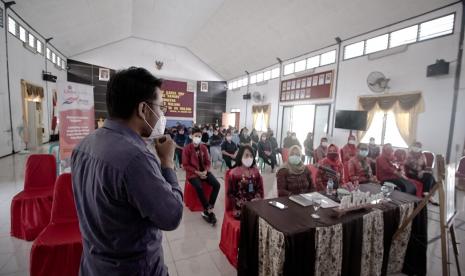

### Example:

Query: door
xmin=0 ymin=90 xmax=12 ymax=156
xmin=280 ymin=106 xmax=292 ymax=147
xmin=313 ymin=104 xmax=331 ymax=147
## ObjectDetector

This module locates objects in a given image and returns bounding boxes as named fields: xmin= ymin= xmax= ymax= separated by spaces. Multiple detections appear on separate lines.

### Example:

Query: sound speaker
xmin=243 ymin=94 xmax=251 ymax=100
xmin=427 ymin=59 xmax=449 ymax=77
xmin=42 ymin=73 xmax=57 ymax=82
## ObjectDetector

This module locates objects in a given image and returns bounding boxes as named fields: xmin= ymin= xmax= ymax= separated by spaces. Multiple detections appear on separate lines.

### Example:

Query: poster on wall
xmin=161 ymin=80 xmax=194 ymax=118
xmin=58 ymin=82 xmax=95 ymax=172
xmin=280 ymin=70 xmax=333 ymax=103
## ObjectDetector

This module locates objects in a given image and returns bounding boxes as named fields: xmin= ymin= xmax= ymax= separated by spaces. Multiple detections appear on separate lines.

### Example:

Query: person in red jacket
xmin=315 ymin=144 xmax=344 ymax=191
xmin=376 ymin=143 xmax=416 ymax=195
xmin=341 ymin=135 xmax=357 ymax=163
xmin=348 ymin=143 xmax=377 ymax=185
xmin=182 ymin=127 xmax=221 ymax=224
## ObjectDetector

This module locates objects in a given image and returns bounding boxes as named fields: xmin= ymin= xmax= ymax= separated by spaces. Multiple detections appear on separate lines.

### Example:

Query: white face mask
xmin=143 ymin=103 xmax=166 ymax=139
xmin=369 ymin=141 xmax=375 ymax=145
xmin=322 ymin=142 xmax=328 ymax=147
xmin=288 ymin=155 xmax=301 ymax=165
xmin=359 ymin=150 xmax=369 ymax=157
xmin=193 ymin=137 xmax=202 ymax=145
xmin=349 ymin=140 xmax=356 ymax=145
xmin=242 ymin=157 xmax=254 ymax=168
xmin=411 ymin=146 xmax=421 ymax=153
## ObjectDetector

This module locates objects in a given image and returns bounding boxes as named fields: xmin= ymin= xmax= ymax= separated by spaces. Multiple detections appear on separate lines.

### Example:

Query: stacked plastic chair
xmin=184 ymin=180 xmax=213 ymax=211
xmin=30 ymin=173 xmax=82 ymax=276
xmin=219 ymin=170 xmax=264 ymax=267
xmin=10 ymin=154 xmax=56 ymax=241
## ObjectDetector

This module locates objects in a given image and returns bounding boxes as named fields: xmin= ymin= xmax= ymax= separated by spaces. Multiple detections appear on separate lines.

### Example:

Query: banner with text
xmin=58 ymin=82 xmax=95 ymax=172
xmin=161 ymin=80 xmax=194 ymax=118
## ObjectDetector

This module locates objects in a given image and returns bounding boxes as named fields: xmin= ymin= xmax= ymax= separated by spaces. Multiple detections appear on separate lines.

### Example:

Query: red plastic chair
xmin=30 ymin=173 xmax=82 ymax=276
xmin=219 ymin=169 xmax=264 ymax=268
xmin=282 ymin=148 xmax=289 ymax=163
xmin=11 ymin=154 xmax=57 ymax=241
xmin=184 ymin=180 xmax=213 ymax=211
xmin=422 ymin=151 xmax=435 ymax=169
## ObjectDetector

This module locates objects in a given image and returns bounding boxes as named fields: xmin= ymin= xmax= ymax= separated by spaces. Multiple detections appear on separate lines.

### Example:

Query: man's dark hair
xmin=191 ymin=127 xmax=202 ymax=134
xmin=106 ymin=67 xmax=163 ymax=119
xmin=234 ymin=145 xmax=257 ymax=168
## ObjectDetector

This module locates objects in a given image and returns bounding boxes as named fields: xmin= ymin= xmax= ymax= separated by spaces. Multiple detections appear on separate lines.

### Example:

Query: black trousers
xmin=384 ymin=178 xmax=417 ymax=195
xmin=175 ymin=148 xmax=183 ymax=165
xmin=260 ymin=154 xmax=277 ymax=169
xmin=189 ymin=172 xmax=221 ymax=210
xmin=223 ymin=155 xmax=234 ymax=169
xmin=409 ymin=172 xmax=436 ymax=193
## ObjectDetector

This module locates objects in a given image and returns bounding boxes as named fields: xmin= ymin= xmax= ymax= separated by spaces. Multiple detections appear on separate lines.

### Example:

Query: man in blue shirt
xmin=71 ymin=67 xmax=183 ymax=276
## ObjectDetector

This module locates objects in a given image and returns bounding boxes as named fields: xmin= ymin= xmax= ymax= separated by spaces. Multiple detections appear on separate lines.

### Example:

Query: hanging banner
xmin=161 ymin=80 xmax=194 ymax=118
xmin=57 ymin=82 xmax=95 ymax=172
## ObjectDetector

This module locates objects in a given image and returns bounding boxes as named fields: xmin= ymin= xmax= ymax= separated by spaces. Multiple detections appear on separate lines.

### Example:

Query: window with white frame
xmin=389 ymin=25 xmax=418 ymax=48
xmin=271 ymin=67 xmax=280 ymax=79
xmin=263 ymin=70 xmax=271 ymax=81
xmin=19 ymin=26 xmax=26 ymax=42
xmin=8 ymin=17 xmax=16 ymax=35
xmin=320 ymin=50 xmax=336 ymax=65
xmin=295 ymin=59 xmax=306 ymax=72
xmin=306 ymin=56 xmax=319 ymax=69
xmin=36 ymin=41 xmax=43 ymax=54
xmin=419 ymin=14 xmax=454 ymax=41
xmin=62 ymin=61 xmax=66 ymax=70
xmin=52 ymin=52 xmax=56 ymax=63
xmin=228 ymin=83 xmax=233 ymax=90
xmin=231 ymin=108 xmax=240 ymax=113
xmin=365 ymin=34 xmax=388 ymax=54
xmin=242 ymin=77 xmax=248 ymax=86
xmin=284 ymin=63 xmax=295 ymax=75
xmin=361 ymin=110 xmax=408 ymax=148
xmin=57 ymin=56 xmax=61 ymax=66
xmin=344 ymin=41 xmax=364 ymax=59
xmin=256 ymin=72 xmax=264 ymax=83
xmin=232 ymin=81 xmax=238 ymax=89
xmin=250 ymin=74 xmax=257 ymax=84
xmin=28 ymin=34 xmax=35 ymax=48
xmin=46 ymin=48 xmax=51 ymax=60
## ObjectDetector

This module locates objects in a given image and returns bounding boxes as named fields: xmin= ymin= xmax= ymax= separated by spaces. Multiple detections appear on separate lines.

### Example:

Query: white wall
xmin=71 ymin=37 xmax=223 ymax=82
xmin=226 ymin=3 xmax=465 ymax=160
xmin=5 ymin=12 xmax=67 ymax=152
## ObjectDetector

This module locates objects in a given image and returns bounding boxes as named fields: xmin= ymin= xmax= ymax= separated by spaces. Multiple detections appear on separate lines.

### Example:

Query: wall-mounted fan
xmin=252 ymin=91 xmax=264 ymax=103
xmin=367 ymin=71 xmax=390 ymax=93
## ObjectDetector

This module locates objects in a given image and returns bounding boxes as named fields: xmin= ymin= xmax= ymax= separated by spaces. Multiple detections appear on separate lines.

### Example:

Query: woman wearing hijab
xmin=405 ymin=142 xmax=437 ymax=198
xmin=314 ymin=137 xmax=329 ymax=163
xmin=228 ymin=145 xmax=264 ymax=219
xmin=277 ymin=145 xmax=314 ymax=196
xmin=348 ymin=143 xmax=377 ymax=184
xmin=376 ymin=143 xmax=416 ymax=195
xmin=315 ymin=144 xmax=344 ymax=191
xmin=341 ymin=135 xmax=357 ymax=163
xmin=239 ymin=127 xmax=252 ymax=146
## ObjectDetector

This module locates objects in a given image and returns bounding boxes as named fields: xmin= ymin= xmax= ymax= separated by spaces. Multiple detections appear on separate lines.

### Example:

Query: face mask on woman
xmin=193 ymin=137 xmax=201 ymax=145
xmin=242 ymin=157 xmax=254 ymax=168
xmin=359 ymin=150 xmax=369 ymax=157
xmin=411 ymin=146 xmax=421 ymax=153
xmin=322 ymin=142 xmax=328 ymax=147
xmin=288 ymin=155 xmax=301 ymax=165
xmin=349 ymin=140 xmax=356 ymax=145
xmin=328 ymin=152 xmax=338 ymax=160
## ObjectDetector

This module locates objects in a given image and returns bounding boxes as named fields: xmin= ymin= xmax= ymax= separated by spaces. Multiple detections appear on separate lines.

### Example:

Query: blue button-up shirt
xmin=71 ymin=119 xmax=183 ymax=276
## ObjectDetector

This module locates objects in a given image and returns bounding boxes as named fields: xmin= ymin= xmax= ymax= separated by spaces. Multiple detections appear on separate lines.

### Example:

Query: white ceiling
xmin=11 ymin=0 xmax=457 ymax=80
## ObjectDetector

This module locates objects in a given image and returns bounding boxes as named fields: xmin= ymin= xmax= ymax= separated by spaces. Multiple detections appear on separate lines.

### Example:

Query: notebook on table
xmin=289 ymin=192 xmax=340 ymax=208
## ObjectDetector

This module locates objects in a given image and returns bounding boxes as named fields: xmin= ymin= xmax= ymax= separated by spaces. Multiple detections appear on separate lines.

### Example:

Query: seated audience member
xmin=228 ymin=145 xmax=263 ymax=219
xmin=348 ymin=143 xmax=377 ymax=185
xmin=221 ymin=132 xmax=238 ymax=169
xmin=232 ymin=129 xmax=241 ymax=145
xmin=250 ymin=129 xmax=259 ymax=156
xmin=314 ymin=137 xmax=329 ymax=163
xmin=277 ymin=145 xmax=314 ymax=196
xmin=285 ymin=132 xmax=301 ymax=149
xmin=174 ymin=127 xmax=188 ymax=166
xmin=282 ymin=131 xmax=292 ymax=148
xmin=405 ymin=142 xmax=437 ymax=200
xmin=368 ymin=137 xmax=380 ymax=175
xmin=267 ymin=130 xmax=279 ymax=154
xmin=376 ymin=144 xmax=416 ymax=195
xmin=182 ymin=128 xmax=221 ymax=223
xmin=209 ymin=129 xmax=224 ymax=169
xmin=341 ymin=135 xmax=357 ymax=163
xmin=201 ymin=127 xmax=210 ymax=144
xmin=207 ymin=126 xmax=214 ymax=138
xmin=315 ymin=144 xmax=344 ymax=191
xmin=239 ymin=127 xmax=252 ymax=146
xmin=303 ymin=132 xmax=314 ymax=164
xmin=258 ymin=133 xmax=277 ymax=172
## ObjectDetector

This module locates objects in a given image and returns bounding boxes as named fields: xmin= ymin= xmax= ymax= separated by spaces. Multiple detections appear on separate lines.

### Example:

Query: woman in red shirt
xmin=315 ymin=144 xmax=344 ymax=191
xmin=341 ymin=135 xmax=357 ymax=163
xmin=348 ymin=143 xmax=377 ymax=184
xmin=376 ymin=143 xmax=416 ymax=195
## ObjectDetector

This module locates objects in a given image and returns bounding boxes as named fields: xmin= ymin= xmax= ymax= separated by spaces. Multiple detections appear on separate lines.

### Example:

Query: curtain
xmin=358 ymin=103 xmax=380 ymax=142
xmin=359 ymin=92 xmax=423 ymax=145
xmin=21 ymin=80 xmax=45 ymax=149
xmin=253 ymin=105 xmax=271 ymax=131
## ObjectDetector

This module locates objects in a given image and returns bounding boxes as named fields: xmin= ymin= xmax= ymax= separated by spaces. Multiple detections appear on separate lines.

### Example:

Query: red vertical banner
xmin=161 ymin=80 xmax=194 ymax=118
xmin=57 ymin=82 xmax=95 ymax=172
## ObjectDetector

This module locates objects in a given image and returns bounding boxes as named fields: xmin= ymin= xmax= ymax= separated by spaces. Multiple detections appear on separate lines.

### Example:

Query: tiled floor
xmin=0 ymin=149 xmax=464 ymax=275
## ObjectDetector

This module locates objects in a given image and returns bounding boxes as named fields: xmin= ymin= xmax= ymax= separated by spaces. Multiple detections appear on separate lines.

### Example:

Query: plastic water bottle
xmin=326 ymin=178 xmax=334 ymax=195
